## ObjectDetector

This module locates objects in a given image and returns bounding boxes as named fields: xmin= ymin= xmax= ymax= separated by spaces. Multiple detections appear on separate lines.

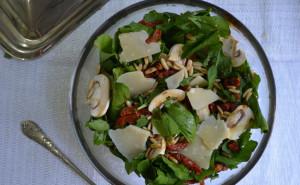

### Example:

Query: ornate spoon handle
xmin=21 ymin=120 xmax=96 ymax=185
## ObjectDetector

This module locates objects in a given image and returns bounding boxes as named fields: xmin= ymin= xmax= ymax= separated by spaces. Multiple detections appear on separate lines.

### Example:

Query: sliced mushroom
xmin=232 ymin=49 xmax=246 ymax=67
xmin=147 ymin=135 xmax=166 ymax=159
xmin=148 ymin=89 xmax=185 ymax=112
xmin=222 ymin=36 xmax=237 ymax=57
xmin=222 ymin=36 xmax=246 ymax=67
xmin=168 ymin=44 xmax=184 ymax=63
xmin=226 ymin=105 xmax=254 ymax=140
xmin=87 ymin=74 xmax=110 ymax=118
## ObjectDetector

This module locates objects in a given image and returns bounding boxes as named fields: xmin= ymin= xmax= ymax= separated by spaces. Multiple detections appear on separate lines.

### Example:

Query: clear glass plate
xmin=69 ymin=1 xmax=276 ymax=185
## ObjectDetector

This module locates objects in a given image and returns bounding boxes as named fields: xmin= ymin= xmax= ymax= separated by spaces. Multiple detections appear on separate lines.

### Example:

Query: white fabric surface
xmin=0 ymin=0 xmax=299 ymax=184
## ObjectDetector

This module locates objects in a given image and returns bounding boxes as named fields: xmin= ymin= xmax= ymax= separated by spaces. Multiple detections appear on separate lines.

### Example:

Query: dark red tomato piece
xmin=146 ymin=29 xmax=162 ymax=43
xmin=139 ymin=20 xmax=162 ymax=28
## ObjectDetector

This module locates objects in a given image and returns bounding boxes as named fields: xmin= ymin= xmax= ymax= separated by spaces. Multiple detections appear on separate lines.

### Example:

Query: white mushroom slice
xmin=168 ymin=44 xmax=184 ymax=62
xmin=165 ymin=69 xmax=185 ymax=89
xmin=88 ymin=74 xmax=110 ymax=117
xmin=108 ymin=125 xmax=151 ymax=160
xmin=119 ymin=31 xmax=161 ymax=62
xmin=196 ymin=106 xmax=210 ymax=122
xmin=232 ymin=49 xmax=246 ymax=67
xmin=187 ymin=88 xmax=219 ymax=110
xmin=198 ymin=116 xmax=229 ymax=150
xmin=117 ymin=71 xmax=156 ymax=97
xmin=148 ymin=89 xmax=185 ymax=112
xmin=226 ymin=105 xmax=254 ymax=140
xmin=222 ymin=36 xmax=237 ymax=57
xmin=189 ymin=76 xmax=208 ymax=87
xmin=181 ymin=128 xmax=213 ymax=169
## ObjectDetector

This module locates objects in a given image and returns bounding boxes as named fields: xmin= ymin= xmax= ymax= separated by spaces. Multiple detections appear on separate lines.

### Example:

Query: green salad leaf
xmin=152 ymin=109 xmax=180 ymax=137
xmin=86 ymin=119 xmax=110 ymax=145
xmin=215 ymin=130 xmax=258 ymax=169
xmin=136 ymin=115 xmax=149 ymax=128
xmin=165 ymin=102 xmax=197 ymax=141
xmin=108 ymin=82 xmax=130 ymax=121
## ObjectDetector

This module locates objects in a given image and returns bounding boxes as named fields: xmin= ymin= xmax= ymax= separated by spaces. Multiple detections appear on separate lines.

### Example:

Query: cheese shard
xmin=117 ymin=71 xmax=156 ymax=97
xmin=198 ymin=116 xmax=229 ymax=150
xmin=181 ymin=128 xmax=213 ymax=169
xmin=189 ymin=76 xmax=207 ymax=87
xmin=119 ymin=31 xmax=161 ymax=62
xmin=165 ymin=69 xmax=185 ymax=89
xmin=196 ymin=106 xmax=210 ymax=122
xmin=187 ymin=88 xmax=219 ymax=110
xmin=108 ymin=125 xmax=151 ymax=160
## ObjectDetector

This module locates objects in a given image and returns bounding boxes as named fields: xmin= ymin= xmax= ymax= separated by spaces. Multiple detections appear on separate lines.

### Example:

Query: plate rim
xmin=69 ymin=1 xmax=276 ymax=184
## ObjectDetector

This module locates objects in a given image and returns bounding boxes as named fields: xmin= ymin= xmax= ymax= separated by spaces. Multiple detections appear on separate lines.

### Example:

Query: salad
xmin=85 ymin=9 xmax=268 ymax=185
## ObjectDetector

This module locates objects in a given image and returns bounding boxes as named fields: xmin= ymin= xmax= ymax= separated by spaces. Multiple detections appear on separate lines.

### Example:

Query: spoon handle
xmin=21 ymin=120 xmax=96 ymax=185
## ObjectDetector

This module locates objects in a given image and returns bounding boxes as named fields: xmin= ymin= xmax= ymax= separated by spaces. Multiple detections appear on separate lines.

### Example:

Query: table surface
xmin=0 ymin=0 xmax=299 ymax=185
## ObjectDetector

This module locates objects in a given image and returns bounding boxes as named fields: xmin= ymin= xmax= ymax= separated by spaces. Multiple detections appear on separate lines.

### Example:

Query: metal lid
xmin=0 ymin=0 xmax=108 ymax=60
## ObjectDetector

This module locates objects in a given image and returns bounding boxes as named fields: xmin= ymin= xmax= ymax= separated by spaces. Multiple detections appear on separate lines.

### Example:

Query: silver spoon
xmin=21 ymin=120 xmax=96 ymax=185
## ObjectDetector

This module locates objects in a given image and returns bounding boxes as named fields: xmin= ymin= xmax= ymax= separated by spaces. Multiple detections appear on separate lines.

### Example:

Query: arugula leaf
xmin=182 ymin=31 xmax=220 ymax=58
xmin=152 ymin=169 xmax=178 ymax=185
xmin=165 ymin=102 xmax=196 ymax=141
xmin=136 ymin=116 xmax=149 ymax=128
xmin=108 ymin=82 xmax=130 ymax=121
xmin=152 ymin=109 xmax=180 ymax=137
xmin=180 ymin=76 xmax=194 ymax=87
xmin=94 ymin=34 xmax=115 ymax=61
xmin=161 ymin=157 xmax=191 ymax=180
xmin=207 ymin=62 xmax=218 ymax=89
xmin=125 ymin=152 xmax=146 ymax=174
xmin=118 ymin=22 xmax=153 ymax=35
xmin=137 ymin=159 xmax=151 ymax=176
xmin=248 ymin=96 xmax=269 ymax=132
xmin=93 ymin=131 xmax=108 ymax=145
xmin=86 ymin=119 xmax=110 ymax=145
xmin=215 ymin=130 xmax=258 ymax=169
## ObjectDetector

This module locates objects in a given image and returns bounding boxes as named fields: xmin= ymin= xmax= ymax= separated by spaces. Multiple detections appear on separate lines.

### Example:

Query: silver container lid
xmin=0 ymin=0 xmax=108 ymax=60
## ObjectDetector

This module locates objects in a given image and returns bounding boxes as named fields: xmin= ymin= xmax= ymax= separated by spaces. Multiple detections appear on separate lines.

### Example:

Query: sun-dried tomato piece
xmin=139 ymin=20 xmax=162 ymax=28
xmin=220 ymin=102 xmax=237 ymax=112
xmin=214 ymin=163 xmax=228 ymax=172
xmin=167 ymin=141 xmax=189 ymax=152
xmin=223 ymin=77 xmax=241 ymax=88
xmin=137 ymin=108 xmax=152 ymax=117
xmin=168 ymin=153 xmax=202 ymax=175
xmin=116 ymin=113 xmax=140 ymax=127
xmin=227 ymin=141 xmax=240 ymax=152
xmin=120 ymin=106 xmax=137 ymax=117
xmin=157 ymin=69 xmax=177 ymax=79
xmin=146 ymin=29 xmax=162 ymax=43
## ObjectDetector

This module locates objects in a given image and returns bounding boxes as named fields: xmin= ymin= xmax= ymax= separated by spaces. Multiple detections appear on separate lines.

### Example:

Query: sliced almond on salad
xmin=148 ymin=89 xmax=185 ymax=112
xmin=117 ymin=71 xmax=156 ymax=97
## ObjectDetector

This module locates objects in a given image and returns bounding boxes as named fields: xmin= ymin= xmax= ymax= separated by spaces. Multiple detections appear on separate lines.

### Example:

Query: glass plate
xmin=69 ymin=1 xmax=276 ymax=184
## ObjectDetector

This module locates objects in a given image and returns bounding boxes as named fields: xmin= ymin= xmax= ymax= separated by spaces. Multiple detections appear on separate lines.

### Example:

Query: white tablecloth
xmin=0 ymin=0 xmax=299 ymax=184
